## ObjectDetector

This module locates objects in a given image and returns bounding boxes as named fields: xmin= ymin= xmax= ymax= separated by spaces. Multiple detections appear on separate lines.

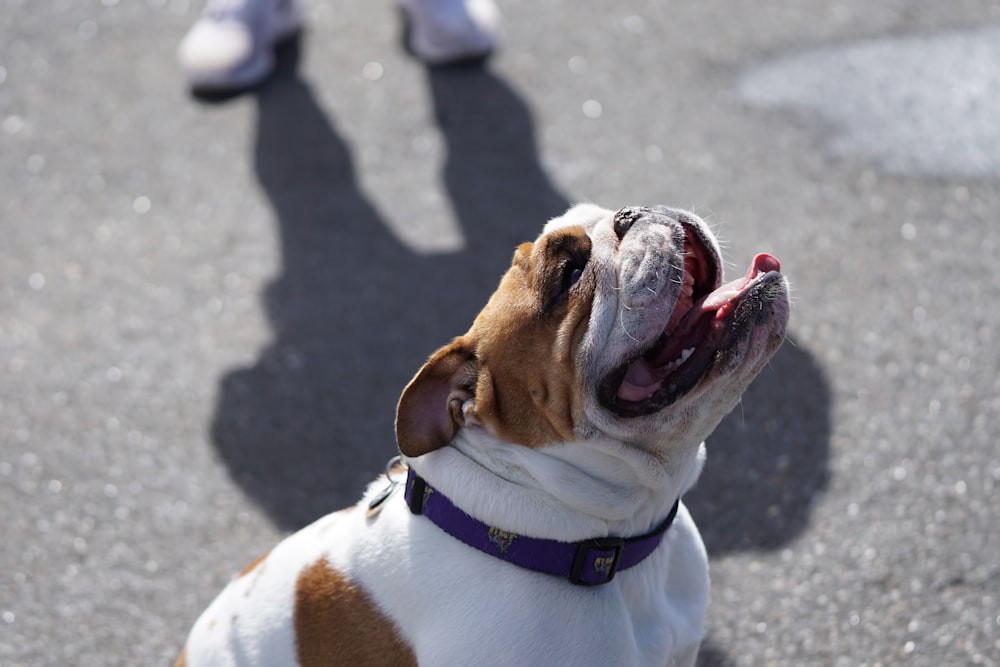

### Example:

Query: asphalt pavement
xmin=1 ymin=1 xmax=998 ymax=665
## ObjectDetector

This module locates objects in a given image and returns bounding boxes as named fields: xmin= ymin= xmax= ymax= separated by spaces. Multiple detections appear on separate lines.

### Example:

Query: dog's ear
xmin=396 ymin=341 xmax=478 ymax=457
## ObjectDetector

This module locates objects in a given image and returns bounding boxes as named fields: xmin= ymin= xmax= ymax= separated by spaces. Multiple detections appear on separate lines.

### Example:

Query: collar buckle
xmin=406 ymin=470 xmax=428 ymax=515
xmin=570 ymin=536 xmax=624 ymax=586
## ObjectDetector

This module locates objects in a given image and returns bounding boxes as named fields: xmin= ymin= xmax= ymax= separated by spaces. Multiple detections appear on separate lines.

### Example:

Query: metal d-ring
xmin=366 ymin=455 xmax=406 ymax=518
xmin=384 ymin=455 xmax=405 ymax=483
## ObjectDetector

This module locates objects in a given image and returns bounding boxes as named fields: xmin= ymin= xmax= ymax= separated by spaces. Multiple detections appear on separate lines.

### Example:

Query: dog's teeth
xmin=662 ymin=347 xmax=695 ymax=372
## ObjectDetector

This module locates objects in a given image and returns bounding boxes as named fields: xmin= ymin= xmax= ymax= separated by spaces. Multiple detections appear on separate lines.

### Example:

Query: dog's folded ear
xmin=396 ymin=341 xmax=478 ymax=458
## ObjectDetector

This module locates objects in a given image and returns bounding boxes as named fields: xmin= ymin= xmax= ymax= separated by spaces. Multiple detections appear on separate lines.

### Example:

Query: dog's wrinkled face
xmin=396 ymin=204 xmax=789 ymax=456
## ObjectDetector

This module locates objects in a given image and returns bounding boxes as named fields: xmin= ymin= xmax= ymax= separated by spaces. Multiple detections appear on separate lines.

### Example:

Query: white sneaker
xmin=177 ymin=0 xmax=303 ymax=91
xmin=399 ymin=0 xmax=500 ymax=65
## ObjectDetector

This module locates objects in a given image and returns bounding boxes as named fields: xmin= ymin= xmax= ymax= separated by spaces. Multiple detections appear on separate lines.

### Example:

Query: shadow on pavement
xmin=209 ymin=39 xmax=568 ymax=531
xmin=696 ymin=642 xmax=737 ymax=667
xmin=427 ymin=64 xmax=569 ymax=249
xmin=685 ymin=336 xmax=831 ymax=555
xmin=687 ymin=338 xmax=830 ymax=666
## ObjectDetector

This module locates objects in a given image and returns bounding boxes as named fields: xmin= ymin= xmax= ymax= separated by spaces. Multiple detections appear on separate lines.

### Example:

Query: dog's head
xmin=396 ymin=204 xmax=789 ymax=457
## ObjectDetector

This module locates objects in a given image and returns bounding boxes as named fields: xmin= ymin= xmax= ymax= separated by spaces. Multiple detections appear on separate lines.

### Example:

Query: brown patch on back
xmin=173 ymin=647 xmax=186 ymax=667
xmin=295 ymin=557 xmax=417 ymax=667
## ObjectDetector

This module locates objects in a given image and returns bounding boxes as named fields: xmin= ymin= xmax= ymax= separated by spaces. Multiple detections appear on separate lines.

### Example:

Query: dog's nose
xmin=613 ymin=207 xmax=642 ymax=239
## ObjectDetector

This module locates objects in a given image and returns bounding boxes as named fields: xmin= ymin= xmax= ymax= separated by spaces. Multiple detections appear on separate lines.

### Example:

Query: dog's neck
xmin=407 ymin=428 xmax=704 ymax=541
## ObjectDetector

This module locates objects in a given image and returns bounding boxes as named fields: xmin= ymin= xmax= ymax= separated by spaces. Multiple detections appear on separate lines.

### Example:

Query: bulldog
xmin=176 ymin=204 xmax=789 ymax=667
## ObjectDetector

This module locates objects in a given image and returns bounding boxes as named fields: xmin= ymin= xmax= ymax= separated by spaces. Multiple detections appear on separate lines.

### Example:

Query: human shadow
xmin=685 ymin=336 xmax=831 ymax=555
xmin=426 ymin=64 xmax=569 ymax=252
xmin=209 ymin=40 xmax=569 ymax=531
xmin=696 ymin=641 xmax=737 ymax=667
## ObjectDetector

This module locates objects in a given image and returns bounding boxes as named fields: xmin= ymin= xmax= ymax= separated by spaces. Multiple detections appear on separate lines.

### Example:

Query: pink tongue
xmin=620 ymin=358 xmax=663 ymax=401
xmin=753 ymin=253 xmax=781 ymax=273
xmin=617 ymin=253 xmax=781 ymax=403
xmin=702 ymin=252 xmax=781 ymax=310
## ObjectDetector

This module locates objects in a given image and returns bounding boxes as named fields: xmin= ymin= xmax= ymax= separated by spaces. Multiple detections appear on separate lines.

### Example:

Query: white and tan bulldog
xmin=176 ymin=204 xmax=789 ymax=667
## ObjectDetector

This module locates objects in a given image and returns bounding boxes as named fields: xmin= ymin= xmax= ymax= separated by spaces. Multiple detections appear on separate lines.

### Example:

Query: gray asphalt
xmin=2 ymin=1 xmax=998 ymax=665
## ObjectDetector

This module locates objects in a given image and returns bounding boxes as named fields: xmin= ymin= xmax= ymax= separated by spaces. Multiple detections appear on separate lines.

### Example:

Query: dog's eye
xmin=542 ymin=232 xmax=592 ymax=310
xmin=568 ymin=267 xmax=584 ymax=286
xmin=560 ymin=255 xmax=588 ymax=293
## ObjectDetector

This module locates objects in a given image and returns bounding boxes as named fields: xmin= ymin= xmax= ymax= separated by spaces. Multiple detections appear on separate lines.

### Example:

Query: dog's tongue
xmin=620 ymin=361 xmax=664 ymax=399
xmin=753 ymin=253 xmax=781 ymax=273
xmin=618 ymin=253 xmax=781 ymax=402
xmin=701 ymin=253 xmax=780 ymax=312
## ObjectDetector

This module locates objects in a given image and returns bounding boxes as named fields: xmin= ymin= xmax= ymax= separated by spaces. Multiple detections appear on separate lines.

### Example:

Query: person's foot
xmin=400 ymin=0 xmax=500 ymax=65
xmin=177 ymin=0 xmax=303 ymax=91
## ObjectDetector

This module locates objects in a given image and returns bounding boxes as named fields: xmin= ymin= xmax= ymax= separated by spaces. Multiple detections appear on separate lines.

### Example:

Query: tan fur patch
xmin=239 ymin=550 xmax=269 ymax=577
xmin=173 ymin=647 xmax=186 ymax=667
xmin=294 ymin=558 xmax=417 ymax=667
xmin=236 ymin=550 xmax=271 ymax=600
xmin=467 ymin=226 xmax=593 ymax=447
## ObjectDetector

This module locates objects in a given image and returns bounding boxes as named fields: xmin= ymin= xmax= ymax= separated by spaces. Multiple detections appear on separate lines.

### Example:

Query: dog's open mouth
xmin=600 ymin=229 xmax=783 ymax=418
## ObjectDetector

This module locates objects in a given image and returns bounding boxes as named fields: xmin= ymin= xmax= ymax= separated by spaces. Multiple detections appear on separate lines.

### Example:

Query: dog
xmin=175 ymin=203 xmax=789 ymax=667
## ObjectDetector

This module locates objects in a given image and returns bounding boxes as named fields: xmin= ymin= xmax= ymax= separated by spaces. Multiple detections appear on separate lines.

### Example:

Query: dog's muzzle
xmin=599 ymin=207 xmax=786 ymax=418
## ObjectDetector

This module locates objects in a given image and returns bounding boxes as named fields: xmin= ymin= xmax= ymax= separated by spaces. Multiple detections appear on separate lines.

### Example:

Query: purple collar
xmin=404 ymin=468 xmax=680 ymax=586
